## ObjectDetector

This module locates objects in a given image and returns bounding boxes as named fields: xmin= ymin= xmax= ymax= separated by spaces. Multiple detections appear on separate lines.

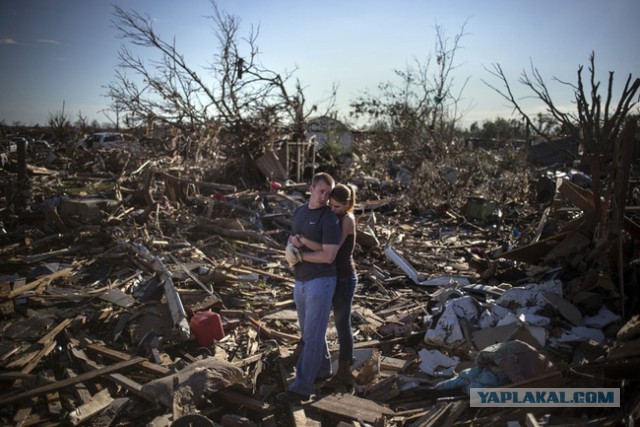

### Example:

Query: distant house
xmin=256 ymin=117 xmax=355 ymax=183
xmin=527 ymin=136 xmax=579 ymax=167
xmin=306 ymin=116 xmax=353 ymax=154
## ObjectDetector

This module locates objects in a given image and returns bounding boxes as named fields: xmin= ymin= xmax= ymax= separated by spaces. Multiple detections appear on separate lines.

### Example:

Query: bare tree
xmin=429 ymin=21 xmax=472 ymax=135
xmin=351 ymin=21 xmax=470 ymax=165
xmin=47 ymin=101 xmax=73 ymax=143
xmin=349 ymin=21 xmax=472 ymax=211
xmin=484 ymin=52 xmax=639 ymax=313
xmin=99 ymin=99 xmax=126 ymax=131
xmin=75 ymin=111 xmax=89 ymax=135
xmin=106 ymin=1 xmax=335 ymax=173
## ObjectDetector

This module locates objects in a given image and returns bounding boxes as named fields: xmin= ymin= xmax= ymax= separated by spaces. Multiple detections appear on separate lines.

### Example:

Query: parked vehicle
xmin=3 ymin=136 xmax=32 ymax=153
xmin=11 ymin=136 xmax=33 ymax=146
xmin=1 ymin=140 xmax=17 ymax=153
xmin=30 ymin=139 xmax=53 ymax=151
xmin=78 ymin=132 xmax=127 ymax=149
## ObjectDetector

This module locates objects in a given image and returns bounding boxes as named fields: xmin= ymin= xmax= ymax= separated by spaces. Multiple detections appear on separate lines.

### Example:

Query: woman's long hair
xmin=330 ymin=183 xmax=357 ymax=213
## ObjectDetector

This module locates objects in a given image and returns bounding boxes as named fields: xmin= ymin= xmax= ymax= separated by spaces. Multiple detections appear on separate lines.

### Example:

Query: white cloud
xmin=0 ymin=38 xmax=18 ymax=45
xmin=38 ymin=39 xmax=60 ymax=45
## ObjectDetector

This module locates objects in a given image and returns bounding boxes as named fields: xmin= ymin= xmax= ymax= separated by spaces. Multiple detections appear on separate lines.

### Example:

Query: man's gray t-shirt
xmin=291 ymin=203 xmax=341 ymax=281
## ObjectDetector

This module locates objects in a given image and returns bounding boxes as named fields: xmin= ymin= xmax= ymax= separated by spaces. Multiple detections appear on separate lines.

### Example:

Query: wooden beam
xmin=20 ymin=340 xmax=57 ymax=374
xmin=0 ymin=357 xmax=145 ymax=406
xmin=12 ymin=399 xmax=34 ymax=427
xmin=85 ymin=342 xmax=170 ymax=376
xmin=64 ymin=368 xmax=92 ymax=404
xmin=8 ymin=266 xmax=75 ymax=298
xmin=41 ymin=370 xmax=62 ymax=417
xmin=247 ymin=316 xmax=299 ymax=343
xmin=218 ymin=389 xmax=273 ymax=415
xmin=71 ymin=347 xmax=152 ymax=402
xmin=277 ymin=361 xmax=312 ymax=427
xmin=309 ymin=393 xmax=394 ymax=426
xmin=67 ymin=388 xmax=114 ymax=426
xmin=37 ymin=318 xmax=73 ymax=345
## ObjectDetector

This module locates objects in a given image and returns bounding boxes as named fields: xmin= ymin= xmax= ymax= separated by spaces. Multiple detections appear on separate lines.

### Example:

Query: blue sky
xmin=1 ymin=0 xmax=638 ymax=128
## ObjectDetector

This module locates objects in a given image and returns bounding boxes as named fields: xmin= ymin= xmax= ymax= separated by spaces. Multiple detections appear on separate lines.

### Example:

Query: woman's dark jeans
xmin=332 ymin=272 xmax=357 ymax=363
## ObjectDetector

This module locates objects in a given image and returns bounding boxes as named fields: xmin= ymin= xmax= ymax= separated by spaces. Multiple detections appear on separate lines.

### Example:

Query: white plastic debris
xmin=418 ymin=348 xmax=460 ymax=377
xmin=495 ymin=280 xmax=562 ymax=309
xmin=424 ymin=296 xmax=478 ymax=347
xmin=555 ymin=326 xmax=606 ymax=344
xmin=517 ymin=312 xmax=551 ymax=327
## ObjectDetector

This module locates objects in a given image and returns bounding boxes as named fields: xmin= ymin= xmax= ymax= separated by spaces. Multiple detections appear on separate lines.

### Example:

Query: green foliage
xmin=318 ymin=139 xmax=342 ymax=163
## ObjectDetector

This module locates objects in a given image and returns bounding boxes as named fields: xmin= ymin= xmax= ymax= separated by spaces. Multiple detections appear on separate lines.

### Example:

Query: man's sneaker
xmin=275 ymin=390 xmax=310 ymax=404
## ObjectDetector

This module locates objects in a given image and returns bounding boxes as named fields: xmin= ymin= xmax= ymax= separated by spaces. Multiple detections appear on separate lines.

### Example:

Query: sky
xmin=1 ymin=0 xmax=639 ymax=129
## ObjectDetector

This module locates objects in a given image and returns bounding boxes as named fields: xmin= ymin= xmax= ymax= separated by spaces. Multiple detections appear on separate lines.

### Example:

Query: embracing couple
xmin=277 ymin=172 xmax=358 ymax=404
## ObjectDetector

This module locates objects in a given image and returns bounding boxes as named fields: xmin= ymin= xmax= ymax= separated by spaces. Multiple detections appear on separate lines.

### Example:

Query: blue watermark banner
xmin=470 ymin=388 xmax=620 ymax=407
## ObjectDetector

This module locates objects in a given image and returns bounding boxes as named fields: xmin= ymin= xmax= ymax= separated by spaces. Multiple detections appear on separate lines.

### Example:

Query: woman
xmin=327 ymin=183 xmax=358 ymax=386
xmin=298 ymin=183 xmax=358 ymax=387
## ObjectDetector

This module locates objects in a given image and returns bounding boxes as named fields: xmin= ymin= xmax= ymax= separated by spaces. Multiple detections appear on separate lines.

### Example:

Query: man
xmin=277 ymin=172 xmax=341 ymax=403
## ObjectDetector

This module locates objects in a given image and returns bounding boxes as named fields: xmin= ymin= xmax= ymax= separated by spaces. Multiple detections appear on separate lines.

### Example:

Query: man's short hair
xmin=311 ymin=172 xmax=335 ymax=187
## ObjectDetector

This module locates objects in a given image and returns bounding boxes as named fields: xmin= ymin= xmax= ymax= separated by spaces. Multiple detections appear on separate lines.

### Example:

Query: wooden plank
xmin=499 ymin=231 xmax=571 ymax=264
xmin=247 ymin=316 xmax=300 ymax=343
xmin=169 ymin=253 xmax=215 ymax=296
xmin=365 ymin=374 xmax=400 ymax=402
xmin=525 ymin=413 xmax=541 ymax=427
xmin=12 ymin=399 xmax=34 ymax=427
xmin=218 ymin=389 xmax=272 ymax=415
xmin=0 ymin=356 xmax=145 ymax=406
xmin=350 ymin=332 xmax=425 ymax=351
xmin=8 ymin=266 xmax=75 ymax=298
xmin=0 ymin=343 xmax=25 ymax=367
xmin=20 ymin=340 xmax=57 ymax=374
xmin=407 ymin=399 xmax=467 ymax=427
xmin=309 ymin=393 xmax=393 ymax=425
xmin=380 ymin=356 xmax=411 ymax=372
xmin=41 ymin=370 xmax=63 ymax=417
xmin=0 ymin=299 xmax=14 ymax=316
xmin=1 ymin=276 xmax=24 ymax=299
xmin=85 ymin=342 xmax=170 ymax=376
xmin=557 ymin=179 xmax=595 ymax=211
xmin=232 ymin=353 xmax=264 ymax=368
xmin=68 ymin=387 xmax=114 ymax=426
xmin=274 ymin=299 xmax=295 ymax=309
xmin=277 ymin=362 xmax=310 ymax=427
xmin=37 ymin=318 xmax=73 ymax=345
xmin=70 ymin=347 xmax=151 ymax=402
xmin=405 ymin=401 xmax=450 ymax=427
xmin=89 ymin=397 xmax=130 ymax=427
xmin=64 ymin=368 xmax=92 ymax=404
xmin=230 ymin=265 xmax=294 ymax=285
xmin=0 ymin=280 xmax=15 ymax=315
xmin=292 ymin=406 xmax=321 ymax=426
xmin=0 ymin=372 xmax=41 ymax=382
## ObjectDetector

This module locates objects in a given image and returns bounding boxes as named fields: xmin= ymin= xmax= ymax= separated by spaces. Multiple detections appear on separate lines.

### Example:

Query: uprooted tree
xmin=106 ymin=0 xmax=335 ymax=184
xmin=485 ymin=52 xmax=640 ymax=316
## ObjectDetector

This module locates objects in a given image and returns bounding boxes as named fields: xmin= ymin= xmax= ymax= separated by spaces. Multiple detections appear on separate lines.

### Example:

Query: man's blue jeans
xmin=290 ymin=276 xmax=336 ymax=396
xmin=333 ymin=273 xmax=357 ymax=363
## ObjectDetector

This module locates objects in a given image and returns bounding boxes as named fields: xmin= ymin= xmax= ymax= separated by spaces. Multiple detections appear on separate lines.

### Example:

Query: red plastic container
xmin=190 ymin=311 xmax=225 ymax=347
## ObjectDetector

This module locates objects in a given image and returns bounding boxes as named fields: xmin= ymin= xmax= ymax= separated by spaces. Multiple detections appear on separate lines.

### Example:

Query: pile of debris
xmin=0 ymin=142 xmax=639 ymax=426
